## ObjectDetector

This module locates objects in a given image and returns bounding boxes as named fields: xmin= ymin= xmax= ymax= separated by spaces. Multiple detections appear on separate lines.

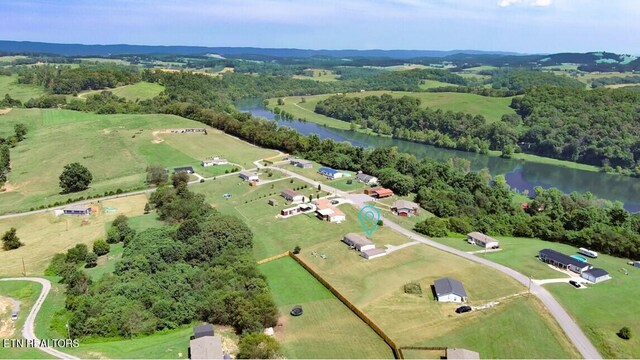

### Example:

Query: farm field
xmin=0 ymin=195 xmax=148 ymax=276
xmin=292 ymin=69 xmax=339 ymax=82
xmin=268 ymin=90 xmax=515 ymax=125
xmin=419 ymin=79 xmax=459 ymax=89
xmin=78 ymin=81 xmax=164 ymax=101
xmin=259 ymin=257 xmax=393 ymax=359
xmin=0 ymin=109 xmax=274 ymax=214
xmin=0 ymin=74 xmax=46 ymax=102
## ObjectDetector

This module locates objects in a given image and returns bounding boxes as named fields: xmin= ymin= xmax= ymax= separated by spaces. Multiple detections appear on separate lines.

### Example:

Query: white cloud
xmin=499 ymin=0 xmax=552 ymax=7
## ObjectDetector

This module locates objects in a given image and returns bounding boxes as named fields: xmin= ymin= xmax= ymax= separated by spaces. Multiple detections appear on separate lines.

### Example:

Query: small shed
xmin=581 ymin=268 xmax=611 ymax=283
xmin=268 ymin=198 xmax=278 ymax=206
xmin=239 ymin=171 xmax=259 ymax=182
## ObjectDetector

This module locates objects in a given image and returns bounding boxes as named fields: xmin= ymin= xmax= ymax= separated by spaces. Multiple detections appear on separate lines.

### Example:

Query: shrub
xmin=84 ymin=252 xmax=98 ymax=268
xmin=2 ymin=227 xmax=23 ymax=251
xmin=293 ymin=246 xmax=301 ymax=254
xmin=618 ymin=326 xmax=632 ymax=340
xmin=93 ymin=240 xmax=110 ymax=256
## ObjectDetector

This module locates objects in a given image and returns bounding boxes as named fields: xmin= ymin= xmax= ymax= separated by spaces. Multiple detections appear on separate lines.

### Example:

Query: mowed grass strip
xmin=260 ymin=257 xmax=393 ymax=359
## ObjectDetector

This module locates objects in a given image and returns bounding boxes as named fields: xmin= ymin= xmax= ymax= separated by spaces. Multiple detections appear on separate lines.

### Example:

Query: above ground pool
xmin=571 ymin=255 xmax=588 ymax=262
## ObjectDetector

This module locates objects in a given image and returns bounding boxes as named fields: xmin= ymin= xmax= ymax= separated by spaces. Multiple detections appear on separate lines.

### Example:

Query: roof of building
xmin=193 ymin=324 xmax=214 ymax=339
xmin=281 ymin=189 xmax=302 ymax=198
xmin=174 ymin=166 xmax=194 ymax=172
xmin=467 ymin=232 xmax=498 ymax=243
xmin=190 ymin=335 xmax=223 ymax=360
xmin=362 ymin=248 xmax=386 ymax=256
xmin=317 ymin=208 xmax=335 ymax=216
xmin=63 ymin=204 xmax=92 ymax=211
xmin=344 ymin=233 xmax=374 ymax=247
xmin=434 ymin=277 xmax=467 ymax=297
xmin=446 ymin=348 xmax=480 ymax=360
xmin=374 ymin=188 xmax=394 ymax=196
xmin=318 ymin=167 xmax=340 ymax=175
xmin=356 ymin=173 xmax=376 ymax=182
xmin=239 ymin=171 xmax=258 ymax=178
xmin=583 ymin=268 xmax=609 ymax=277
xmin=539 ymin=249 xmax=591 ymax=268
xmin=392 ymin=200 xmax=419 ymax=209
xmin=292 ymin=159 xmax=312 ymax=164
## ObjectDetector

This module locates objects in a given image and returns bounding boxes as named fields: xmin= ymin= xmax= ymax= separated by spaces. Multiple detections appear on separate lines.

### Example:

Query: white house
xmin=281 ymin=189 xmax=304 ymax=203
xmin=356 ymin=172 xmax=378 ymax=185
xmin=467 ymin=232 xmax=499 ymax=249
xmin=434 ymin=277 xmax=468 ymax=303
xmin=239 ymin=171 xmax=259 ymax=182
xmin=342 ymin=233 xmax=375 ymax=252
xmin=581 ymin=268 xmax=611 ymax=283
xmin=318 ymin=167 xmax=343 ymax=180
xmin=202 ymin=157 xmax=228 ymax=167
xmin=361 ymin=248 xmax=387 ymax=260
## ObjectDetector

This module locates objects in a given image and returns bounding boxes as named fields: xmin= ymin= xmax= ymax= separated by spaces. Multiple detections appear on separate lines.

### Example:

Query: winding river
xmin=237 ymin=99 xmax=640 ymax=212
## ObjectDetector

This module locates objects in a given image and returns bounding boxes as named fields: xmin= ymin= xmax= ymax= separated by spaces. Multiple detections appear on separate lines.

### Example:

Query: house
xmin=342 ymin=233 xmax=375 ymax=252
xmin=372 ymin=188 xmax=394 ymax=199
xmin=446 ymin=348 xmax=480 ymax=359
xmin=318 ymin=167 xmax=343 ymax=180
xmin=581 ymin=268 xmax=611 ymax=283
xmin=391 ymin=200 xmax=420 ymax=217
xmin=315 ymin=198 xmax=346 ymax=223
xmin=189 ymin=324 xmax=223 ymax=360
xmin=63 ymin=205 xmax=92 ymax=215
xmin=466 ymin=232 xmax=499 ymax=249
xmin=364 ymin=187 xmax=382 ymax=195
xmin=174 ymin=166 xmax=195 ymax=174
xmin=281 ymin=206 xmax=301 ymax=217
xmin=434 ymin=277 xmax=468 ymax=303
xmin=290 ymin=159 xmax=313 ymax=169
xmin=361 ymin=248 xmax=387 ymax=260
xmin=356 ymin=171 xmax=378 ymax=185
xmin=281 ymin=189 xmax=304 ymax=203
xmin=202 ymin=157 xmax=228 ymax=167
xmin=239 ymin=171 xmax=259 ymax=182
xmin=539 ymin=249 xmax=593 ymax=274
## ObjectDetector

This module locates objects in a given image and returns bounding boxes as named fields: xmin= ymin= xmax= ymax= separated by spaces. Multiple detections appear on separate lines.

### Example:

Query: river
xmin=237 ymin=99 xmax=640 ymax=212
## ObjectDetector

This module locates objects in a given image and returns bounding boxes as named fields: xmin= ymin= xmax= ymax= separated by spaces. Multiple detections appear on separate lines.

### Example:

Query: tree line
xmin=17 ymin=64 xmax=141 ymax=94
xmin=0 ymin=123 xmax=28 ymax=185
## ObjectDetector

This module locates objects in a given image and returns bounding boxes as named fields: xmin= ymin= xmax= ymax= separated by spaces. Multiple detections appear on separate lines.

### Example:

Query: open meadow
xmin=0 ymin=108 xmax=276 ymax=214
xmin=292 ymin=69 xmax=339 ymax=82
xmin=78 ymin=81 xmax=164 ymax=101
xmin=0 ymin=74 xmax=45 ymax=103
xmin=259 ymin=257 xmax=393 ymax=359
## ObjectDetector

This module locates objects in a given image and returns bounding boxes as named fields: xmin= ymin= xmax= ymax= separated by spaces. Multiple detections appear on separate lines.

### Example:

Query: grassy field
xmin=0 ymin=195 xmax=148 ymax=276
xmin=0 ymin=74 xmax=45 ymax=102
xmin=260 ymin=257 xmax=393 ymax=358
xmin=419 ymin=79 xmax=460 ymax=89
xmin=292 ymin=69 xmax=339 ymax=82
xmin=78 ymin=82 xmax=164 ymax=101
xmin=0 ymin=108 xmax=276 ymax=214
xmin=78 ymin=58 xmax=131 ymax=65
xmin=268 ymin=90 xmax=515 ymax=126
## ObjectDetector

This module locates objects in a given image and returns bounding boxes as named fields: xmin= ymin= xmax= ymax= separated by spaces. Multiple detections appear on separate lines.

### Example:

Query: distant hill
xmin=0 ymin=40 xmax=521 ymax=58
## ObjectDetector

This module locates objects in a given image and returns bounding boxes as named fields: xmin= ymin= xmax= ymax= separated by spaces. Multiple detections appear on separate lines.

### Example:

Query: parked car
xmin=330 ymin=199 xmax=340 ymax=205
xmin=455 ymin=305 xmax=472 ymax=314
xmin=290 ymin=305 xmax=303 ymax=316
xmin=10 ymin=312 xmax=18 ymax=321
xmin=569 ymin=280 xmax=582 ymax=288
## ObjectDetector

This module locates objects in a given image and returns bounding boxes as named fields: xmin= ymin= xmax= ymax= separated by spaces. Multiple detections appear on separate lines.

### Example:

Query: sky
xmin=0 ymin=0 xmax=638 ymax=54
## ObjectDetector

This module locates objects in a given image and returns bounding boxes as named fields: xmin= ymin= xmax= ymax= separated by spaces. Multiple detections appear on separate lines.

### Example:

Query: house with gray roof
xmin=356 ymin=171 xmax=378 ymax=185
xmin=342 ymin=233 xmax=375 ymax=252
xmin=189 ymin=324 xmax=224 ymax=359
xmin=539 ymin=249 xmax=592 ymax=274
xmin=391 ymin=200 xmax=420 ymax=217
xmin=581 ymin=268 xmax=611 ymax=283
xmin=434 ymin=277 xmax=467 ymax=303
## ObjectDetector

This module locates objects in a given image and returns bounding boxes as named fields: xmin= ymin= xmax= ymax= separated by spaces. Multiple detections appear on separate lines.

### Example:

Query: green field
xmin=259 ymin=257 xmax=393 ymax=358
xmin=0 ymin=108 xmax=276 ymax=214
xmin=0 ymin=74 xmax=46 ymax=102
xmin=79 ymin=82 xmax=164 ymax=101
xmin=0 ymin=280 xmax=46 ymax=360
xmin=419 ymin=79 xmax=460 ymax=89
xmin=292 ymin=69 xmax=339 ymax=82
xmin=77 ymin=58 xmax=131 ymax=65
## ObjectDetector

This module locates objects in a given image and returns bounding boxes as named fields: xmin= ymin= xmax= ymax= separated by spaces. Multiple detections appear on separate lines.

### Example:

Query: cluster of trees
xmin=17 ymin=64 xmax=141 ymax=94
xmin=489 ymin=69 xmax=585 ymax=91
xmin=512 ymin=86 xmax=640 ymax=171
xmin=591 ymin=75 xmax=640 ymax=88
xmin=2 ymin=228 xmax=22 ymax=250
xmin=0 ymin=123 xmax=28 ymax=184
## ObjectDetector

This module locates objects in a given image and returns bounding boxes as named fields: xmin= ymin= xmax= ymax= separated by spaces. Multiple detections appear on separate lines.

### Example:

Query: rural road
xmin=266 ymin=165 xmax=602 ymax=360
xmin=0 ymin=278 xmax=79 ymax=360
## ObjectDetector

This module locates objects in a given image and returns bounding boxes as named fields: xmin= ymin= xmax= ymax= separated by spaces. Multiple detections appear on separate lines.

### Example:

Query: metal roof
xmin=356 ymin=173 xmax=376 ymax=181
xmin=583 ymin=268 xmax=609 ymax=277
xmin=467 ymin=232 xmax=499 ymax=244
xmin=63 ymin=204 xmax=91 ymax=211
xmin=434 ymin=277 xmax=467 ymax=297
xmin=318 ymin=167 xmax=340 ymax=175
xmin=392 ymin=200 xmax=419 ymax=209
xmin=190 ymin=336 xmax=223 ymax=360
xmin=193 ymin=324 xmax=214 ymax=339
xmin=362 ymin=248 xmax=386 ymax=256
xmin=343 ymin=233 xmax=373 ymax=247
xmin=539 ymin=249 xmax=591 ymax=268
xmin=281 ymin=189 xmax=302 ymax=198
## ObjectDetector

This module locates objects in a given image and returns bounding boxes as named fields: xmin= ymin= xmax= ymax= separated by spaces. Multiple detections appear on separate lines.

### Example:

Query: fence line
xmin=397 ymin=346 xmax=447 ymax=359
xmin=256 ymin=251 xmax=291 ymax=264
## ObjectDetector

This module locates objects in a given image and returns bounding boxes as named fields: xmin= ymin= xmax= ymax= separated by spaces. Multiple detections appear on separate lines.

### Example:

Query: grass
xmin=0 ymin=108 xmax=275 ymax=214
xmin=489 ymin=150 xmax=602 ymax=172
xmin=78 ymin=82 xmax=164 ymax=101
xmin=0 ymin=195 xmax=148 ymax=276
xmin=0 ymin=74 xmax=45 ymax=103
xmin=259 ymin=257 xmax=393 ymax=359
xmin=419 ymin=79 xmax=459 ymax=89
xmin=268 ymin=90 xmax=515 ymax=126
xmin=85 ymin=243 xmax=124 ymax=281
xmin=77 ymin=58 xmax=131 ymax=65
xmin=292 ymin=69 xmax=339 ymax=82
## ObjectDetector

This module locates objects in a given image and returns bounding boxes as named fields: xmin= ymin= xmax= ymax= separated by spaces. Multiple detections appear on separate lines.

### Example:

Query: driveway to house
xmin=0 ymin=278 xmax=79 ymax=360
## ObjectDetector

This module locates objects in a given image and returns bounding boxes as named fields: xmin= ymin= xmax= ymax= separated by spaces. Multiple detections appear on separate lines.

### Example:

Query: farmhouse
xmin=202 ymin=157 xmax=228 ymax=167
xmin=281 ymin=189 xmax=304 ymax=203
xmin=372 ymin=188 xmax=394 ymax=199
xmin=62 ymin=205 xmax=92 ymax=215
xmin=239 ymin=171 xmax=259 ymax=182
xmin=446 ymin=348 xmax=480 ymax=360
xmin=538 ymin=249 xmax=593 ymax=274
xmin=174 ymin=166 xmax=195 ymax=174
xmin=581 ymin=268 xmax=611 ymax=283
xmin=361 ymin=248 xmax=387 ymax=260
xmin=290 ymin=159 xmax=313 ymax=169
xmin=391 ymin=200 xmax=420 ymax=217
xmin=467 ymin=232 xmax=499 ymax=249
xmin=356 ymin=171 xmax=378 ymax=185
xmin=189 ymin=324 xmax=223 ymax=360
xmin=434 ymin=277 xmax=468 ymax=303
xmin=342 ymin=233 xmax=375 ymax=252
xmin=315 ymin=198 xmax=346 ymax=223
xmin=318 ymin=167 xmax=343 ymax=180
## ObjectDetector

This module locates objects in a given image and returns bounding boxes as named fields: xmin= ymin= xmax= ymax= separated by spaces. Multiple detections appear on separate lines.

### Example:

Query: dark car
xmin=455 ymin=305 xmax=472 ymax=314
xmin=330 ymin=200 xmax=340 ymax=205
xmin=290 ymin=305 xmax=303 ymax=316
xmin=569 ymin=280 xmax=581 ymax=288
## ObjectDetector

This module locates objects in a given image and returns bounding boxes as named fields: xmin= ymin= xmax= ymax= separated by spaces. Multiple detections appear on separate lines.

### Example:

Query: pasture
xmin=419 ymin=79 xmax=460 ymax=89
xmin=79 ymin=81 xmax=164 ymax=101
xmin=0 ymin=195 xmax=148 ymax=276
xmin=292 ymin=69 xmax=339 ymax=82
xmin=0 ymin=74 xmax=45 ymax=102
xmin=259 ymin=257 xmax=393 ymax=359
xmin=0 ymin=108 xmax=275 ymax=214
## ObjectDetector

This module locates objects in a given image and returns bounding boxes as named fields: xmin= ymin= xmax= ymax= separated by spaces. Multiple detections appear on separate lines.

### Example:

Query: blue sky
xmin=0 ymin=0 xmax=638 ymax=54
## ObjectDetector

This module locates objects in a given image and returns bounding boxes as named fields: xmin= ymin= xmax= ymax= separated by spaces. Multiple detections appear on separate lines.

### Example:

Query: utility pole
xmin=21 ymin=258 xmax=26 ymax=276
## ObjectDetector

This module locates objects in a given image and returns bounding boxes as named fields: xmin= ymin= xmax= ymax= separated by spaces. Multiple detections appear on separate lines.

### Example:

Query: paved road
xmin=267 ymin=165 xmax=602 ymax=359
xmin=0 ymin=278 xmax=79 ymax=360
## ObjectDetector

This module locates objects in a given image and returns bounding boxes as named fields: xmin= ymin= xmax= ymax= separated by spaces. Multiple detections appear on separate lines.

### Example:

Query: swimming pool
xmin=571 ymin=255 xmax=588 ymax=262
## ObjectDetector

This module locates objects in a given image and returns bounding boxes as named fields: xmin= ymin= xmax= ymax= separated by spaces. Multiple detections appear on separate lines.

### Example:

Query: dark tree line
xmin=489 ymin=69 xmax=585 ymax=91
xmin=17 ymin=64 xmax=141 ymax=94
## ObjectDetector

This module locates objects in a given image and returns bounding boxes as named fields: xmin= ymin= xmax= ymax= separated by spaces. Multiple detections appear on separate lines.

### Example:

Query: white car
xmin=11 ymin=312 xmax=18 ymax=321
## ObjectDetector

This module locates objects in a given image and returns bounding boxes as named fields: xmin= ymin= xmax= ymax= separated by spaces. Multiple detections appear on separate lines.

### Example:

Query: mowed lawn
xmin=0 ymin=195 xmax=148 ymax=276
xmin=260 ymin=257 xmax=393 ymax=359
xmin=0 ymin=74 xmax=45 ymax=103
xmin=0 ymin=108 xmax=274 ymax=214
xmin=268 ymin=90 xmax=515 ymax=127
xmin=79 ymin=81 xmax=164 ymax=101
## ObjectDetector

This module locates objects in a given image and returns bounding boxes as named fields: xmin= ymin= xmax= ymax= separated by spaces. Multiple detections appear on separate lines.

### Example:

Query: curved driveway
xmin=0 ymin=278 xmax=79 ymax=360
xmin=267 ymin=165 xmax=602 ymax=359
